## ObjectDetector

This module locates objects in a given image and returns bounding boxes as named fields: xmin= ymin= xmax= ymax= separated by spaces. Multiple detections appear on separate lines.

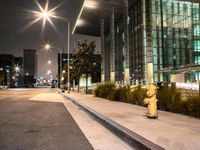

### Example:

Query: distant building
xmin=14 ymin=57 xmax=23 ymax=67
xmin=23 ymin=49 xmax=38 ymax=77
xmin=0 ymin=54 xmax=23 ymax=87
xmin=23 ymin=49 xmax=38 ymax=87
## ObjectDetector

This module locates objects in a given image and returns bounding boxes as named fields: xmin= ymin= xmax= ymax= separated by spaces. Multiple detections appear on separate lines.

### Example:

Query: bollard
xmin=143 ymin=84 xmax=158 ymax=119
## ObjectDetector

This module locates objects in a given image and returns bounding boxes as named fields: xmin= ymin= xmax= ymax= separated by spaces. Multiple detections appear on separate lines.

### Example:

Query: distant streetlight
xmin=47 ymin=70 xmax=51 ymax=75
xmin=42 ymin=43 xmax=64 ymax=88
xmin=44 ymin=44 xmax=51 ymax=51
xmin=14 ymin=65 xmax=21 ymax=73
xmin=33 ymin=1 xmax=71 ymax=93
xmin=48 ymin=60 xmax=52 ymax=64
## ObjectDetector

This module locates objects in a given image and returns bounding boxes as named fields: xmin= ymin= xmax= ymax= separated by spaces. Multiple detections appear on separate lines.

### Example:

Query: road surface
xmin=0 ymin=88 xmax=93 ymax=150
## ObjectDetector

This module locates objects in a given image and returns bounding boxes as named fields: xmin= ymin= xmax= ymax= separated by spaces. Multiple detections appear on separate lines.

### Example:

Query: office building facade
xmin=109 ymin=0 xmax=200 ymax=83
xmin=74 ymin=0 xmax=200 ymax=84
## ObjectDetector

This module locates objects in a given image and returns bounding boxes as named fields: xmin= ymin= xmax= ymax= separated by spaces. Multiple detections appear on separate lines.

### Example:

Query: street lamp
xmin=14 ymin=65 xmax=21 ymax=73
xmin=48 ymin=60 xmax=52 ymax=64
xmin=34 ymin=1 xmax=71 ymax=93
xmin=47 ymin=70 xmax=51 ymax=75
xmin=43 ymin=43 xmax=64 ymax=90
xmin=44 ymin=44 xmax=51 ymax=51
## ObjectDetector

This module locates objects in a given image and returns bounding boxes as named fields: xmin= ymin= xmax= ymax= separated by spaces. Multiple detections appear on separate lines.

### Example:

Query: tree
xmin=72 ymin=40 xmax=101 ymax=94
xmin=70 ymin=54 xmax=83 ymax=92
xmin=62 ymin=63 xmax=77 ymax=89
xmin=62 ymin=55 xmax=83 ymax=92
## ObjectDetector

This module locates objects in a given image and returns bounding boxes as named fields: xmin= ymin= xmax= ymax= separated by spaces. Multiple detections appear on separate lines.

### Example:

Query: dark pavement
xmin=0 ymin=89 xmax=94 ymax=150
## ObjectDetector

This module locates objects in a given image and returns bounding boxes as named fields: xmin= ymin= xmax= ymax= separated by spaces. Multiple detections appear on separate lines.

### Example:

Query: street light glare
xmin=48 ymin=60 xmax=52 ymax=64
xmin=77 ymin=19 xmax=85 ymax=26
xmin=14 ymin=65 xmax=21 ymax=73
xmin=85 ymin=0 xmax=98 ymax=9
xmin=32 ymin=0 xmax=63 ymax=32
xmin=47 ymin=70 xmax=51 ymax=75
xmin=44 ymin=43 xmax=51 ymax=50
xmin=40 ymin=11 xmax=49 ymax=19
xmin=15 ymin=67 xmax=19 ymax=71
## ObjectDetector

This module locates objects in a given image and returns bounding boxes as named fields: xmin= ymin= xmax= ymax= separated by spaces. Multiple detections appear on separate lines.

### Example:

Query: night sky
xmin=0 ymin=0 xmax=100 ymax=79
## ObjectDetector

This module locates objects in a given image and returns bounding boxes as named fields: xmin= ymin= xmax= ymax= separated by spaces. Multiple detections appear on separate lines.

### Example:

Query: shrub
xmin=129 ymin=85 xmax=147 ymax=105
xmin=157 ymin=86 xmax=182 ymax=112
xmin=111 ymin=86 xmax=130 ymax=102
xmin=94 ymin=84 xmax=101 ymax=97
xmin=185 ymin=93 xmax=200 ymax=118
xmin=94 ymin=83 xmax=116 ymax=99
xmin=94 ymin=83 xmax=131 ymax=101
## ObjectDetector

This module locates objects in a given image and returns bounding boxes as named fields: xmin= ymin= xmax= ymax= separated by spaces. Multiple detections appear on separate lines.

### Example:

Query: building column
xmin=100 ymin=19 xmax=105 ymax=83
xmin=123 ymin=0 xmax=130 ymax=84
xmin=110 ymin=7 xmax=115 ymax=83
xmin=145 ymin=0 xmax=154 ymax=84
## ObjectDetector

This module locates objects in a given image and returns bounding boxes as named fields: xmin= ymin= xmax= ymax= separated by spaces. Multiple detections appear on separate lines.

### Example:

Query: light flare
xmin=43 ymin=42 xmax=52 ymax=51
xmin=13 ymin=65 xmax=21 ymax=73
xmin=85 ymin=0 xmax=98 ymax=9
xmin=22 ymin=0 xmax=64 ymax=35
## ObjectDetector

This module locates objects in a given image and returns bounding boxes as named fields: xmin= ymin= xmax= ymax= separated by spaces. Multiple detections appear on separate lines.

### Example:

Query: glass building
xmin=115 ymin=0 xmax=200 ymax=83
xmin=74 ymin=0 xmax=200 ymax=84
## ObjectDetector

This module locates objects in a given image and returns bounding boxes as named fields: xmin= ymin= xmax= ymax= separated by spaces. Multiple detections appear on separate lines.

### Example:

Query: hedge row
xmin=94 ymin=83 xmax=200 ymax=118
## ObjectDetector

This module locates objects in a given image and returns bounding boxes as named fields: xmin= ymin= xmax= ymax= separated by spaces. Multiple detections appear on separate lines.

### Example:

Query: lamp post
xmin=33 ymin=1 xmax=71 ymax=94
xmin=67 ymin=23 xmax=70 ymax=94
xmin=44 ymin=43 xmax=70 ymax=93
xmin=44 ymin=43 xmax=62 ymax=89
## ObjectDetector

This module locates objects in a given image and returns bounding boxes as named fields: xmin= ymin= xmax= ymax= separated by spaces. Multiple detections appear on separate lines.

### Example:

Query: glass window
xmin=193 ymin=41 xmax=200 ymax=52
xmin=195 ymin=56 xmax=200 ymax=64
xmin=193 ymin=8 xmax=199 ymax=20
xmin=195 ymin=72 xmax=200 ymax=80
xmin=193 ymin=25 xmax=200 ymax=36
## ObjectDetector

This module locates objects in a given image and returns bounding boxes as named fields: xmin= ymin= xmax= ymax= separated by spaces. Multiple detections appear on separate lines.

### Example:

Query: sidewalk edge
xmin=61 ymin=93 xmax=165 ymax=150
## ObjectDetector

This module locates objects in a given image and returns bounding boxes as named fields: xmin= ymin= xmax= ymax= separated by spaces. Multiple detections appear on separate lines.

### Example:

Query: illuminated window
xmin=193 ymin=25 xmax=200 ymax=36
xmin=193 ymin=8 xmax=199 ymax=20
xmin=122 ymin=33 xmax=125 ymax=40
xmin=117 ymin=26 xmax=119 ymax=33
xmin=193 ymin=41 xmax=200 ymax=52
xmin=195 ymin=72 xmax=200 ymax=80
xmin=194 ymin=56 xmax=200 ymax=64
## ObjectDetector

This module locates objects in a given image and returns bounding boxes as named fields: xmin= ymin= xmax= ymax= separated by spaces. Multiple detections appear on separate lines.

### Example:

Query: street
xmin=1 ymin=0 xmax=200 ymax=149
xmin=0 ymin=89 xmax=93 ymax=150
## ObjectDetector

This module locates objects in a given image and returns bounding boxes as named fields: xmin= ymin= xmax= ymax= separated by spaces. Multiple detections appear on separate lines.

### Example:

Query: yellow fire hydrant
xmin=143 ymin=84 xmax=158 ymax=118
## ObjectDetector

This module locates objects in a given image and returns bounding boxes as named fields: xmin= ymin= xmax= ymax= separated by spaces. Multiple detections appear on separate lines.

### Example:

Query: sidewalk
xmin=63 ymin=92 xmax=200 ymax=150
xmin=30 ymin=91 xmax=133 ymax=150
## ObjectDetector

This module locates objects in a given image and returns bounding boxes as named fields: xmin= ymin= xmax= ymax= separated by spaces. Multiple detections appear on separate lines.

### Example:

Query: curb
xmin=61 ymin=93 xmax=165 ymax=150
